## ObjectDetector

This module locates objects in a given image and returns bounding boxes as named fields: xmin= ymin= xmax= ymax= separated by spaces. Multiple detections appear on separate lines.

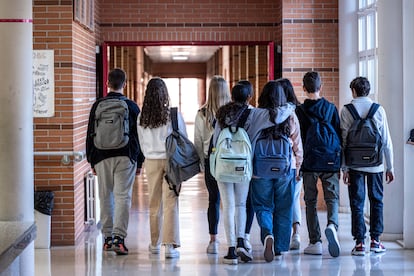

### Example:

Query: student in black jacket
xmin=86 ymin=68 xmax=144 ymax=255
xmin=295 ymin=71 xmax=341 ymax=257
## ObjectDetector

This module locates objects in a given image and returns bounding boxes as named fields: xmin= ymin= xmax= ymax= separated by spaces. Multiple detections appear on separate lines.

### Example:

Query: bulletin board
xmin=33 ymin=50 xmax=55 ymax=117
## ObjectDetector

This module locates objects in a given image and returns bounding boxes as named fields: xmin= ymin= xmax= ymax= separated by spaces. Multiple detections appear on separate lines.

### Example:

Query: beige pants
xmin=145 ymin=158 xmax=180 ymax=247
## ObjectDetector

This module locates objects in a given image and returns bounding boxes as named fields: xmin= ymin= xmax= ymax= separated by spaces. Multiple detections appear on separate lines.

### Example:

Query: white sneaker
xmin=290 ymin=233 xmax=300 ymax=250
xmin=165 ymin=244 xmax=180 ymax=258
xmin=304 ymin=241 xmax=322 ymax=255
xmin=325 ymin=224 xmax=341 ymax=257
xmin=148 ymin=244 xmax=161 ymax=254
xmin=263 ymin=235 xmax=275 ymax=262
xmin=206 ymin=240 xmax=219 ymax=254
xmin=245 ymin=234 xmax=252 ymax=252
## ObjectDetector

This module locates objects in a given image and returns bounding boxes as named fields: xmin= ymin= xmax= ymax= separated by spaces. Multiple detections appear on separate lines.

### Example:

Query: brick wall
xmin=33 ymin=0 xmax=98 ymax=245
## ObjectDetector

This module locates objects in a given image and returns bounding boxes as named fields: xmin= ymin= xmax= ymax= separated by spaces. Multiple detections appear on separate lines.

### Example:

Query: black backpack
xmin=301 ymin=104 xmax=341 ymax=171
xmin=253 ymin=125 xmax=292 ymax=178
xmin=344 ymin=103 xmax=383 ymax=168
xmin=165 ymin=107 xmax=200 ymax=196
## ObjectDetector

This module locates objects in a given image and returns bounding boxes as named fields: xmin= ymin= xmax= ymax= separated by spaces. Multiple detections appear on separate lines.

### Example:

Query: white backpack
xmin=210 ymin=109 xmax=252 ymax=183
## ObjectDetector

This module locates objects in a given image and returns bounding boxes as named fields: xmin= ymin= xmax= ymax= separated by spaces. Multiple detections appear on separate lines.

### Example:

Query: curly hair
xmin=139 ymin=77 xmax=170 ymax=129
xmin=258 ymin=81 xmax=290 ymax=136
xmin=216 ymin=102 xmax=247 ymax=129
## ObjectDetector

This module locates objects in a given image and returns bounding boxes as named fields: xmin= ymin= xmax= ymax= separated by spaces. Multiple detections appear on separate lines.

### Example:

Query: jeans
xmin=95 ymin=156 xmax=137 ymax=239
xmin=348 ymin=169 xmax=384 ymax=243
xmin=251 ymin=170 xmax=295 ymax=252
xmin=217 ymin=180 xmax=250 ymax=248
xmin=303 ymin=172 xmax=339 ymax=244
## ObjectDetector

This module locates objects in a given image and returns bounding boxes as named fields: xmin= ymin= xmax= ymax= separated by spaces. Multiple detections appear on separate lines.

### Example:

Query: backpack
xmin=253 ymin=125 xmax=292 ymax=178
xmin=344 ymin=103 xmax=383 ymax=167
xmin=93 ymin=96 xmax=129 ymax=150
xmin=165 ymin=107 xmax=200 ymax=196
xmin=301 ymin=104 xmax=341 ymax=171
xmin=210 ymin=108 xmax=252 ymax=183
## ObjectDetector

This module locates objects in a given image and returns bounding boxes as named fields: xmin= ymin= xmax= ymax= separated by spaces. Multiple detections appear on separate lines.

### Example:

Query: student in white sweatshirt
xmin=137 ymin=77 xmax=187 ymax=259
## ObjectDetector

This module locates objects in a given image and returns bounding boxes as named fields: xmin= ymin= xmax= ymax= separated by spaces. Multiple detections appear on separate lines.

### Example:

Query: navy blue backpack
xmin=301 ymin=104 xmax=341 ymax=171
xmin=253 ymin=126 xmax=292 ymax=178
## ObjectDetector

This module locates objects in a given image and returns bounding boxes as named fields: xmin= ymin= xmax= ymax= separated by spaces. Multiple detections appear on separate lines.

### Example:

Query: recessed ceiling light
xmin=172 ymin=56 xmax=189 ymax=61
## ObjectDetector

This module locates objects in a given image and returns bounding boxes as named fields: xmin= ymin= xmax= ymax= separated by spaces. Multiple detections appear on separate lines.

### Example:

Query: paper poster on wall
xmin=33 ymin=50 xmax=55 ymax=117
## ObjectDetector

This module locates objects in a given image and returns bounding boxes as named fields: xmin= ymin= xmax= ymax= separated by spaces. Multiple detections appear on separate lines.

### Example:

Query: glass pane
xmin=358 ymin=17 xmax=367 ymax=51
xmin=359 ymin=0 xmax=366 ymax=9
xmin=367 ymin=13 xmax=375 ymax=50
xmin=359 ymin=59 xmax=367 ymax=77
xmin=367 ymin=58 xmax=376 ymax=94
xmin=164 ymin=78 xmax=180 ymax=108
xmin=180 ymin=78 xmax=199 ymax=123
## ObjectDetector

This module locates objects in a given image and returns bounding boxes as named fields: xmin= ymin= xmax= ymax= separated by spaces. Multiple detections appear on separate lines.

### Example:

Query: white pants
xmin=292 ymin=178 xmax=303 ymax=225
xmin=217 ymin=180 xmax=249 ymax=247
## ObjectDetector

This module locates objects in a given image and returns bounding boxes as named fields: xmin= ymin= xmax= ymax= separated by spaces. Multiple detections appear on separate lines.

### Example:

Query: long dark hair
xmin=139 ymin=77 xmax=170 ymax=128
xmin=258 ymin=81 xmax=290 ymax=136
xmin=216 ymin=83 xmax=249 ymax=128
xmin=276 ymin=78 xmax=301 ymax=106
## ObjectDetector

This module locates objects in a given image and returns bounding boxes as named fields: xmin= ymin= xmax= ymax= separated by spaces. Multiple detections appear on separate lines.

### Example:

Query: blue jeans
xmin=348 ymin=169 xmax=384 ymax=243
xmin=204 ymin=158 xmax=220 ymax=235
xmin=251 ymin=170 xmax=295 ymax=252
xmin=303 ymin=172 xmax=339 ymax=244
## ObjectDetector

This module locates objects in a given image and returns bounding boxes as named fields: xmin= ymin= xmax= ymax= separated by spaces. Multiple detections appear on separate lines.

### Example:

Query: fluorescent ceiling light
xmin=172 ymin=56 xmax=189 ymax=61
xmin=172 ymin=51 xmax=190 ymax=56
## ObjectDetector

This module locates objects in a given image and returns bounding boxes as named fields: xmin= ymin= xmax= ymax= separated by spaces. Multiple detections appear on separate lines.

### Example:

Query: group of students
xmin=86 ymin=68 xmax=394 ymax=265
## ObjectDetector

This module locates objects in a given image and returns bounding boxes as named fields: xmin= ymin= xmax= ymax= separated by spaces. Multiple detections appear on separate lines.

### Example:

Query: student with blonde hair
xmin=194 ymin=75 xmax=231 ymax=254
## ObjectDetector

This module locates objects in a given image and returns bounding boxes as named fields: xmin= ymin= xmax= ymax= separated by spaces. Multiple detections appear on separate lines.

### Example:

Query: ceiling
xmin=144 ymin=45 xmax=221 ymax=63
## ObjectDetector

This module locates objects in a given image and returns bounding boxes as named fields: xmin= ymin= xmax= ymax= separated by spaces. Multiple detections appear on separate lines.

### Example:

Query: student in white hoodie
xmin=194 ymin=76 xmax=231 ymax=254
xmin=137 ymin=77 xmax=187 ymax=259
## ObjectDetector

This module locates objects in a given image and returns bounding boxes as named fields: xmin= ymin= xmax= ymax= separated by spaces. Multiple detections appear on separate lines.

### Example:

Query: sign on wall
xmin=33 ymin=50 xmax=55 ymax=117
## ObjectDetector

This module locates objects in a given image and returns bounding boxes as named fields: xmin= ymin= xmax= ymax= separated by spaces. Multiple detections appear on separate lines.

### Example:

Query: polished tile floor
xmin=35 ymin=172 xmax=414 ymax=275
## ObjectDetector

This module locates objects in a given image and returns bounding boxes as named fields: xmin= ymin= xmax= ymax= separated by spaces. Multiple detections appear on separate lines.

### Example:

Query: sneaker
xmin=165 ymin=244 xmax=180 ymax=258
xmin=370 ymin=239 xmax=386 ymax=253
xmin=351 ymin=242 xmax=366 ymax=256
xmin=264 ymin=235 xmax=274 ymax=262
xmin=148 ymin=244 xmax=161 ymax=254
xmin=244 ymin=238 xmax=252 ymax=253
xmin=206 ymin=240 xmax=219 ymax=254
xmin=223 ymin=247 xmax=238 ymax=265
xmin=325 ymin=224 xmax=341 ymax=257
xmin=103 ymin=236 xmax=113 ymax=251
xmin=304 ymin=241 xmax=322 ymax=255
xmin=113 ymin=236 xmax=128 ymax=255
xmin=236 ymin=246 xmax=253 ymax=262
xmin=290 ymin=233 xmax=300 ymax=250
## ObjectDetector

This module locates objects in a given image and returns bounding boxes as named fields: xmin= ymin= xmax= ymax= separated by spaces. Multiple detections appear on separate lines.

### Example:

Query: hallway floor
xmin=35 ymin=173 xmax=414 ymax=275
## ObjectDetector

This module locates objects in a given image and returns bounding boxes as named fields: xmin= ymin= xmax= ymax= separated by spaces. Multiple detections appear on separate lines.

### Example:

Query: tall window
xmin=358 ymin=0 xmax=378 ymax=95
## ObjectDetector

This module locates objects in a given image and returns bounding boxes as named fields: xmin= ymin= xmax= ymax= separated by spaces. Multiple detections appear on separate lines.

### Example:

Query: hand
xmin=136 ymin=168 xmax=142 ymax=176
xmin=386 ymin=171 xmax=394 ymax=184
xmin=92 ymin=168 xmax=96 ymax=175
xmin=342 ymin=171 xmax=350 ymax=185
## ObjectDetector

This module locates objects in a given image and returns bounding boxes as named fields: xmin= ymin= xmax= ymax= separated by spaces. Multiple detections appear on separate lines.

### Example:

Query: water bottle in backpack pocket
xmin=253 ymin=126 xmax=292 ymax=178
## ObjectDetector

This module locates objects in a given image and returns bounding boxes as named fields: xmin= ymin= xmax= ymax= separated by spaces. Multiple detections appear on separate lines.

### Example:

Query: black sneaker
xmin=113 ymin=236 xmax=128 ymax=255
xmin=223 ymin=247 xmax=238 ymax=265
xmin=103 ymin=236 xmax=113 ymax=251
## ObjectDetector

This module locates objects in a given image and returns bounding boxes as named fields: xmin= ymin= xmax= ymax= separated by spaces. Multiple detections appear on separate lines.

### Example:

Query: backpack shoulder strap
xmin=324 ymin=104 xmax=335 ymax=123
xmin=170 ymin=107 xmax=179 ymax=131
xmin=366 ymin=103 xmax=380 ymax=119
xmin=237 ymin=108 xmax=251 ymax=128
xmin=345 ymin=103 xmax=361 ymax=120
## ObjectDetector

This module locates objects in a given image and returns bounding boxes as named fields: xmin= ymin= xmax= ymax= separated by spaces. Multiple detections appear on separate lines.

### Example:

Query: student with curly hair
xmin=137 ymin=77 xmax=188 ymax=259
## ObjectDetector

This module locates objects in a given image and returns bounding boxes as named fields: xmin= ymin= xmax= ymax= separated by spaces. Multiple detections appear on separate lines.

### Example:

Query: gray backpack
xmin=165 ymin=107 xmax=200 ymax=196
xmin=93 ymin=96 xmax=129 ymax=150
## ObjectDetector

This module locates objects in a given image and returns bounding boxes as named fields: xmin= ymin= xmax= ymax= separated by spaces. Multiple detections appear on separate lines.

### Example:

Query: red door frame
xmin=101 ymin=41 xmax=275 ymax=96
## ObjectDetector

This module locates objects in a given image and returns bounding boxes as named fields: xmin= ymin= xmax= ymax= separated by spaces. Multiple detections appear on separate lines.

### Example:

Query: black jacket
xmin=86 ymin=92 xmax=145 ymax=168
xmin=295 ymin=97 xmax=342 ymax=172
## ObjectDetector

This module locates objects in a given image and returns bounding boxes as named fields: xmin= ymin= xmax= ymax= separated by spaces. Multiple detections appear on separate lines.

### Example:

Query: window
xmin=358 ymin=0 xmax=378 ymax=95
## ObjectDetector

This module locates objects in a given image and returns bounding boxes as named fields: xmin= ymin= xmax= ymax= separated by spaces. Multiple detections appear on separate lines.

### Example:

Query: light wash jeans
xmin=251 ymin=170 xmax=295 ymax=252
xmin=95 ymin=156 xmax=137 ymax=239
xmin=217 ymin=180 xmax=250 ymax=248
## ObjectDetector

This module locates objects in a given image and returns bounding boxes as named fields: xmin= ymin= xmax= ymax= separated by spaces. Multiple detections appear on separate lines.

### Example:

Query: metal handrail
xmin=34 ymin=151 xmax=85 ymax=164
